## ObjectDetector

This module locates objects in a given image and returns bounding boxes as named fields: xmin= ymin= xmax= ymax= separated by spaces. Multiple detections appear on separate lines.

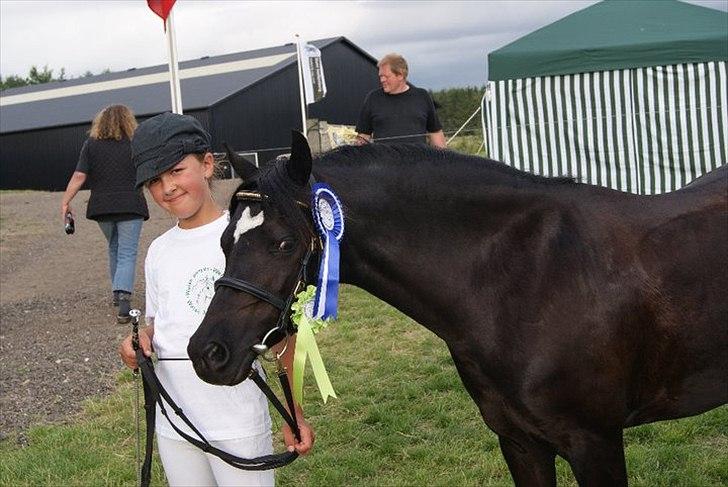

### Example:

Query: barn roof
xmin=488 ymin=0 xmax=728 ymax=81
xmin=0 ymin=37 xmax=371 ymax=134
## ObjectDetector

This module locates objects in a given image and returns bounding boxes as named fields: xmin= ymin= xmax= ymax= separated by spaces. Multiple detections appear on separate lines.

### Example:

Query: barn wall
xmin=0 ymin=39 xmax=376 ymax=190
xmin=210 ymin=40 xmax=378 ymax=165
xmin=0 ymin=110 xmax=210 ymax=191
xmin=210 ymin=66 xmax=302 ymax=165
xmin=307 ymin=41 xmax=380 ymax=125
xmin=0 ymin=124 xmax=91 ymax=191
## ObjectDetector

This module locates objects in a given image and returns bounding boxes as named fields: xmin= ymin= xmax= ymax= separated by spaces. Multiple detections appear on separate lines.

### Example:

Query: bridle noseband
xmin=214 ymin=241 xmax=315 ymax=357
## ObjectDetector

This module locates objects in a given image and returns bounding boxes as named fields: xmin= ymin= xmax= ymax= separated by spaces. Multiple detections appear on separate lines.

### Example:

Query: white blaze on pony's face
xmin=233 ymin=206 xmax=265 ymax=243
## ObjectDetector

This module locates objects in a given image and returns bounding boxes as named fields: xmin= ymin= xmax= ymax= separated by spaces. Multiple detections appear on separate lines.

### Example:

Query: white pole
xmin=295 ymin=34 xmax=307 ymax=138
xmin=165 ymin=10 xmax=183 ymax=114
xmin=446 ymin=105 xmax=482 ymax=145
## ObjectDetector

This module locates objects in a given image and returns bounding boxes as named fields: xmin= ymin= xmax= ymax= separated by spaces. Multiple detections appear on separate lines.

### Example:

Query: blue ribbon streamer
xmin=311 ymin=183 xmax=344 ymax=319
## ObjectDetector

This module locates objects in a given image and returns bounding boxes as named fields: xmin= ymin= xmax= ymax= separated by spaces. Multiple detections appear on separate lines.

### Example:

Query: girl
xmin=119 ymin=112 xmax=313 ymax=486
xmin=61 ymin=104 xmax=149 ymax=323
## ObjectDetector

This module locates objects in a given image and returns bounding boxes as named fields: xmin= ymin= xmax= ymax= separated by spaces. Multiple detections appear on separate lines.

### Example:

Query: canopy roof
xmin=488 ymin=0 xmax=728 ymax=81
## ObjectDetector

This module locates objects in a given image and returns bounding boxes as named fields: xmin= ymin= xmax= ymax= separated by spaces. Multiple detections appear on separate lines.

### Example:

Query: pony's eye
xmin=278 ymin=238 xmax=296 ymax=253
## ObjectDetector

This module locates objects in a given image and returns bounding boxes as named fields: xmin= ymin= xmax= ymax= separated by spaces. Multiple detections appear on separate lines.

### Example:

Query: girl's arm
xmin=273 ymin=336 xmax=315 ymax=455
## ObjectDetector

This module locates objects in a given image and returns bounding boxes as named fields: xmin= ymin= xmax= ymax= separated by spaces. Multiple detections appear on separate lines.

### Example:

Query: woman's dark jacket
xmin=76 ymin=138 xmax=149 ymax=221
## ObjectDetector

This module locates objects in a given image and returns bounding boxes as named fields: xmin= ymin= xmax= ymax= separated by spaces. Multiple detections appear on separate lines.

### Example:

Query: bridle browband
xmin=133 ymin=186 xmax=321 ymax=486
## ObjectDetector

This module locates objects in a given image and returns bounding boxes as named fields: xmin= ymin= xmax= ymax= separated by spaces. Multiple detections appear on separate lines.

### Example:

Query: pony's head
xmin=188 ymin=132 xmax=316 ymax=385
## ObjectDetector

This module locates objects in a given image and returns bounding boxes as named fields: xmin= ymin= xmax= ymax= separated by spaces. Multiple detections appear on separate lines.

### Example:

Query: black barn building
xmin=0 ymin=37 xmax=378 ymax=190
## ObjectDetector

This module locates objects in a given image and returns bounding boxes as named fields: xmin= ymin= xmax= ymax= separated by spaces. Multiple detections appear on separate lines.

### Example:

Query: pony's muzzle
xmin=199 ymin=341 xmax=230 ymax=372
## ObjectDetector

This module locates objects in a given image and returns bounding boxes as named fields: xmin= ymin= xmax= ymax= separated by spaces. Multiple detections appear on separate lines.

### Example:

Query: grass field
xmin=447 ymin=134 xmax=486 ymax=157
xmin=2 ymin=286 xmax=726 ymax=486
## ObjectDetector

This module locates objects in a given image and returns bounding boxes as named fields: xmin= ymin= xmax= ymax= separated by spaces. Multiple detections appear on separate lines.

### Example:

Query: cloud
xmin=1 ymin=0 xmax=725 ymax=89
xmin=0 ymin=0 xmax=592 ymax=82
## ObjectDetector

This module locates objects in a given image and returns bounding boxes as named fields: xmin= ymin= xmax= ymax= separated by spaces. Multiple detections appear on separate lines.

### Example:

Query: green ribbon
xmin=291 ymin=286 xmax=337 ymax=404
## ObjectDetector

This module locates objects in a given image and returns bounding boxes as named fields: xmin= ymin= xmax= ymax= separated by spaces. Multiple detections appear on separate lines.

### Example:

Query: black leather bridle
xmin=215 ymin=189 xmax=319 ymax=354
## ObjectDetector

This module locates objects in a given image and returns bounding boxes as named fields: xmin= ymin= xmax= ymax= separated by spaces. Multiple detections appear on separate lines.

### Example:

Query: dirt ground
xmin=0 ymin=181 xmax=239 ymax=442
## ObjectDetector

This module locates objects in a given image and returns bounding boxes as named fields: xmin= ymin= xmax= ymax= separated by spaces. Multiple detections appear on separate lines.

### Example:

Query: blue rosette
xmin=311 ymin=183 xmax=345 ymax=319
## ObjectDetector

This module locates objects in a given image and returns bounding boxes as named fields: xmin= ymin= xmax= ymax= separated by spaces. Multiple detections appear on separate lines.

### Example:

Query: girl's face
xmin=147 ymin=153 xmax=218 ymax=228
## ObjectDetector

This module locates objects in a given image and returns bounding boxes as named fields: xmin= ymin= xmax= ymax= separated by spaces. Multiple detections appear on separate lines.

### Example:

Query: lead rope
xmin=128 ymin=314 xmax=302 ymax=485
xmin=134 ymin=374 xmax=141 ymax=486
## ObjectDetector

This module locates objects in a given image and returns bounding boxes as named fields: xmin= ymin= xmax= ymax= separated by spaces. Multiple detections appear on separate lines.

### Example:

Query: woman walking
xmin=61 ymin=104 xmax=148 ymax=323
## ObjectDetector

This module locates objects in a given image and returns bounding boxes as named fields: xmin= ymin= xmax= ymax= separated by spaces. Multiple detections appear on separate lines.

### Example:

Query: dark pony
xmin=190 ymin=133 xmax=727 ymax=486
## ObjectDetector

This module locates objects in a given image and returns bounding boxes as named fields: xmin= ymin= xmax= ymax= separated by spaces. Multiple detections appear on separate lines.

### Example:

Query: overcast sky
xmin=1 ymin=0 xmax=726 ymax=90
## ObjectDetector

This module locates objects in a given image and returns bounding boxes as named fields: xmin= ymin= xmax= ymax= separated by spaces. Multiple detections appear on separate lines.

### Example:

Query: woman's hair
xmin=89 ymin=104 xmax=138 ymax=140
xmin=378 ymin=53 xmax=408 ymax=79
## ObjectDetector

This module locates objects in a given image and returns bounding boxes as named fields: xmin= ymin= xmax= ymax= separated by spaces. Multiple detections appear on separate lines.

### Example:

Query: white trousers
xmin=157 ymin=432 xmax=276 ymax=487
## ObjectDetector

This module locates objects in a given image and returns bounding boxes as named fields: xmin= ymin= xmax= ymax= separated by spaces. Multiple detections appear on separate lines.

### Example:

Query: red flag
xmin=147 ymin=0 xmax=176 ymax=22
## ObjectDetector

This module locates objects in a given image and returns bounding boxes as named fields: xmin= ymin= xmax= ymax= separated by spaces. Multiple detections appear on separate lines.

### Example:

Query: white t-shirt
xmin=145 ymin=211 xmax=271 ymax=441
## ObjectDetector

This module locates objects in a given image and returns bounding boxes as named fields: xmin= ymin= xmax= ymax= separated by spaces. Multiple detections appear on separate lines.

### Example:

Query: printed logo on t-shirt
xmin=185 ymin=267 xmax=223 ymax=314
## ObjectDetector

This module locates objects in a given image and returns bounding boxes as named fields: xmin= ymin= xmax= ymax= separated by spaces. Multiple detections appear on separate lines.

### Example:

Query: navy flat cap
xmin=132 ymin=112 xmax=211 ymax=188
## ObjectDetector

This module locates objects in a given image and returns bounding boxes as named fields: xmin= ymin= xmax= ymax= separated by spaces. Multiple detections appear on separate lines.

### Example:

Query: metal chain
xmin=130 ymin=309 xmax=142 ymax=486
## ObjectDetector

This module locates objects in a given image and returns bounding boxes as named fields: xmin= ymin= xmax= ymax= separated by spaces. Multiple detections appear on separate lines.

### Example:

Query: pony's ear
xmin=224 ymin=142 xmax=258 ymax=181
xmin=286 ymin=131 xmax=312 ymax=187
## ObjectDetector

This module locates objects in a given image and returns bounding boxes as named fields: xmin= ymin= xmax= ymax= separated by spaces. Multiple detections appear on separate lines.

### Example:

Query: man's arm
xmin=423 ymin=90 xmax=445 ymax=148
xmin=354 ymin=91 xmax=373 ymax=145
xmin=428 ymin=130 xmax=446 ymax=149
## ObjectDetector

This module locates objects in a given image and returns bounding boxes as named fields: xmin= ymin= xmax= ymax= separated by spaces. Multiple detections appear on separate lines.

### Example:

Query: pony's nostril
xmin=203 ymin=342 xmax=229 ymax=370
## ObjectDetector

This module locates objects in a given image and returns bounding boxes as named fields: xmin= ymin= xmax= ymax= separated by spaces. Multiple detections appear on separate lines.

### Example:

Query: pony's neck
xmin=313 ymin=154 xmax=563 ymax=340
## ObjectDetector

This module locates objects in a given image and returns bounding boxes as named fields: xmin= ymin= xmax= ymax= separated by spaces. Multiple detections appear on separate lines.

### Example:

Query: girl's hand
xmin=283 ymin=414 xmax=315 ymax=455
xmin=119 ymin=329 xmax=153 ymax=369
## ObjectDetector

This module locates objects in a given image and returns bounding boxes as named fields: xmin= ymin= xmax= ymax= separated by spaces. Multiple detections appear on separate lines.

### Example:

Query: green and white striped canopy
xmin=482 ymin=61 xmax=727 ymax=194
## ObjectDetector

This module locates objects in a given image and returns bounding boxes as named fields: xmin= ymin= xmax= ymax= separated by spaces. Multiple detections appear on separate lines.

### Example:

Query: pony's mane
xmin=318 ymin=143 xmax=575 ymax=187
xmin=229 ymin=143 xmax=576 ymax=238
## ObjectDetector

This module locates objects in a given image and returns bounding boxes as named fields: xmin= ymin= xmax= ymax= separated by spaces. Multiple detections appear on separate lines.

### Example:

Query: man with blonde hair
xmin=356 ymin=53 xmax=445 ymax=148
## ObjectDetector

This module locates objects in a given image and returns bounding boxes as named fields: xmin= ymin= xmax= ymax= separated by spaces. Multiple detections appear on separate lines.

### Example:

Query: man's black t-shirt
xmin=356 ymin=85 xmax=442 ymax=145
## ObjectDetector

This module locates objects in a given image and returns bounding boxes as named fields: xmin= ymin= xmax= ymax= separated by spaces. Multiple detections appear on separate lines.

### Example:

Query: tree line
xmin=0 ymin=65 xmax=110 ymax=91
xmin=1 ymin=65 xmax=486 ymax=146
xmin=431 ymin=86 xmax=485 ymax=137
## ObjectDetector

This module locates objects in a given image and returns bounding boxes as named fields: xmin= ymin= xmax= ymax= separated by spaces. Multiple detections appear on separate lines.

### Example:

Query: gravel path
xmin=0 ymin=182 xmax=237 ymax=442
